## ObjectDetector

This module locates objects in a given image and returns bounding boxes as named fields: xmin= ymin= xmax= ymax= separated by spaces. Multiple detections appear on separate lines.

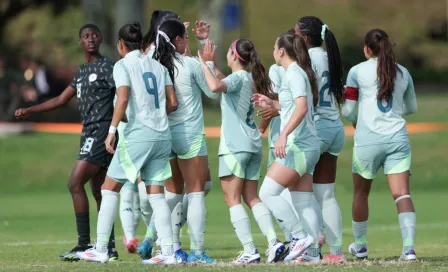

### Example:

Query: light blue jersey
xmin=344 ymin=59 xmax=417 ymax=147
xmin=309 ymin=47 xmax=341 ymax=124
xmin=169 ymin=54 xmax=219 ymax=133
xmin=220 ymin=70 xmax=262 ymax=155
xmin=268 ymin=64 xmax=284 ymax=148
xmin=278 ymin=62 xmax=319 ymax=151
xmin=113 ymin=50 xmax=173 ymax=142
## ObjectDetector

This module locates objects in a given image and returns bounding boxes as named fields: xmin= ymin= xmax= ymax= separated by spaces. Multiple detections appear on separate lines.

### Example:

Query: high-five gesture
xmin=192 ymin=21 xmax=210 ymax=41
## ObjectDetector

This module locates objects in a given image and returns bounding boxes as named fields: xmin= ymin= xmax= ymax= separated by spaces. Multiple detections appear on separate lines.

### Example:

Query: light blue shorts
xmin=219 ymin=152 xmax=262 ymax=180
xmin=275 ymin=144 xmax=320 ymax=176
xmin=107 ymin=139 xmax=172 ymax=186
xmin=316 ymin=119 xmax=345 ymax=156
xmin=169 ymin=132 xmax=207 ymax=160
xmin=352 ymin=141 xmax=411 ymax=179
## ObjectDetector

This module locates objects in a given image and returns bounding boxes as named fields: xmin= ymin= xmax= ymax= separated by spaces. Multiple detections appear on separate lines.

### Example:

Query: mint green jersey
xmin=268 ymin=64 xmax=284 ymax=148
xmin=169 ymin=54 xmax=218 ymax=133
xmin=308 ymin=47 xmax=340 ymax=123
xmin=345 ymin=59 xmax=417 ymax=146
xmin=220 ymin=70 xmax=262 ymax=155
xmin=113 ymin=50 xmax=173 ymax=142
xmin=278 ymin=62 xmax=319 ymax=151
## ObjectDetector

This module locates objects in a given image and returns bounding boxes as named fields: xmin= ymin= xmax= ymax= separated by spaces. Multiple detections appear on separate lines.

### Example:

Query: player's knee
xmin=223 ymin=190 xmax=241 ymax=207
xmin=67 ymin=179 xmax=84 ymax=194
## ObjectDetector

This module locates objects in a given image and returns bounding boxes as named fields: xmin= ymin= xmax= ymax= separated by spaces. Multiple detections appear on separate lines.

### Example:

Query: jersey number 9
xmin=142 ymin=72 xmax=160 ymax=109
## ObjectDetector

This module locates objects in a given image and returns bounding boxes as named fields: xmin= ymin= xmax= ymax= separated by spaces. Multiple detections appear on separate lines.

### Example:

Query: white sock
xmin=230 ymin=204 xmax=257 ymax=254
xmin=252 ymin=202 xmax=278 ymax=246
xmin=180 ymin=194 xmax=188 ymax=229
xmin=166 ymin=190 xmax=183 ymax=251
xmin=132 ymin=189 xmax=141 ymax=233
xmin=398 ymin=212 xmax=416 ymax=253
xmin=352 ymin=220 xmax=368 ymax=249
xmin=187 ymin=192 xmax=206 ymax=255
xmin=144 ymin=214 xmax=157 ymax=243
xmin=148 ymin=193 xmax=173 ymax=256
xmin=119 ymin=185 xmax=136 ymax=241
xmin=290 ymin=191 xmax=320 ymax=257
xmin=138 ymin=181 xmax=152 ymax=226
xmin=279 ymin=189 xmax=294 ymax=241
xmin=259 ymin=177 xmax=307 ymax=239
xmin=97 ymin=190 xmax=119 ymax=253
xmin=314 ymin=183 xmax=343 ymax=255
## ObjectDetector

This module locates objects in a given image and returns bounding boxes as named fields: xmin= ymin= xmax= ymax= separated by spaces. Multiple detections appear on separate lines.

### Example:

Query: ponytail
xmin=142 ymin=10 xmax=180 ymax=52
xmin=365 ymin=29 xmax=400 ymax=102
xmin=232 ymin=39 xmax=275 ymax=99
xmin=297 ymin=16 xmax=344 ymax=105
xmin=292 ymin=35 xmax=318 ymax=106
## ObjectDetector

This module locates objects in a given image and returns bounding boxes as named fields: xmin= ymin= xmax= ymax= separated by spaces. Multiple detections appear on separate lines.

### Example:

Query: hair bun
xmin=130 ymin=21 xmax=141 ymax=33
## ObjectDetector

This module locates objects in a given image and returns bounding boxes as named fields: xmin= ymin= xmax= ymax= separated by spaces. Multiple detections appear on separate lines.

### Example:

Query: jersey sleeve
xmin=69 ymin=67 xmax=81 ymax=88
xmin=403 ymin=69 xmax=417 ymax=115
xmin=346 ymin=65 xmax=359 ymax=88
xmin=269 ymin=65 xmax=282 ymax=93
xmin=189 ymin=58 xmax=219 ymax=99
xmin=106 ymin=63 xmax=116 ymax=88
xmin=289 ymin=72 xmax=307 ymax=99
xmin=164 ymin=67 xmax=173 ymax=86
xmin=113 ymin=61 xmax=130 ymax=88
xmin=222 ymin=72 xmax=243 ymax=93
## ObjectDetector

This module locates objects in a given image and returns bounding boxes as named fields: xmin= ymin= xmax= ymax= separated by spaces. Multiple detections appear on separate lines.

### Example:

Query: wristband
xmin=109 ymin=125 xmax=117 ymax=134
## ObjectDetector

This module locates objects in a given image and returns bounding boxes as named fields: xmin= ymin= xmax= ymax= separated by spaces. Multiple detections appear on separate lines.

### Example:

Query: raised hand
xmin=192 ymin=20 xmax=210 ymax=40
xmin=252 ymin=93 xmax=273 ymax=108
xmin=202 ymin=40 xmax=216 ymax=62
xmin=257 ymin=106 xmax=279 ymax=120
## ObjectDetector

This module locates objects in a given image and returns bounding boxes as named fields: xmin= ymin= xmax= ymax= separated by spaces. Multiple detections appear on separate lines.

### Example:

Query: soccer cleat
xmin=142 ymin=253 xmax=178 ymax=265
xmin=137 ymin=238 xmax=153 ymax=260
xmin=233 ymin=250 xmax=261 ymax=264
xmin=399 ymin=249 xmax=417 ymax=261
xmin=108 ymin=247 xmax=119 ymax=262
xmin=265 ymin=241 xmax=286 ymax=263
xmin=284 ymin=235 xmax=314 ymax=263
xmin=322 ymin=253 xmax=346 ymax=263
xmin=293 ymin=250 xmax=321 ymax=263
xmin=59 ymin=244 xmax=92 ymax=261
xmin=174 ymin=248 xmax=189 ymax=263
xmin=187 ymin=251 xmax=216 ymax=264
xmin=76 ymin=247 xmax=109 ymax=263
xmin=123 ymin=237 xmax=139 ymax=253
xmin=348 ymin=242 xmax=368 ymax=260
xmin=279 ymin=241 xmax=290 ymax=261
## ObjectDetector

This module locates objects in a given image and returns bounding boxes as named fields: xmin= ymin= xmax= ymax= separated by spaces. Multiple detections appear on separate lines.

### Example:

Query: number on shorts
xmin=80 ymin=137 xmax=94 ymax=154
xmin=245 ymin=103 xmax=256 ymax=129
xmin=319 ymin=71 xmax=331 ymax=107
xmin=377 ymin=97 xmax=393 ymax=113
xmin=142 ymin=72 xmax=160 ymax=109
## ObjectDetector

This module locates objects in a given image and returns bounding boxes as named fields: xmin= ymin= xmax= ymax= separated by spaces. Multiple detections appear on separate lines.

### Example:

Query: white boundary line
xmin=2 ymin=222 xmax=446 ymax=247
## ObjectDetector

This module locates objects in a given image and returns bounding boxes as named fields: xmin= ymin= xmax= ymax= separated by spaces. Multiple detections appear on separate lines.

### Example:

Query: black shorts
xmin=78 ymin=122 xmax=117 ymax=168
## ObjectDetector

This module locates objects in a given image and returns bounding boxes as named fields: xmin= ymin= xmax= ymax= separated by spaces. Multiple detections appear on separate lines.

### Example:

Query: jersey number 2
xmin=319 ymin=71 xmax=331 ymax=107
xmin=246 ymin=104 xmax=256 ymax=129
xmin=142 ymin=72 xmax=160 ymax=109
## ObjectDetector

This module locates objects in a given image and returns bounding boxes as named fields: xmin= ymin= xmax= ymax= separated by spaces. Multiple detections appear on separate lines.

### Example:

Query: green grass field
xmin=0 ymin=94 xmax=448 ymax=271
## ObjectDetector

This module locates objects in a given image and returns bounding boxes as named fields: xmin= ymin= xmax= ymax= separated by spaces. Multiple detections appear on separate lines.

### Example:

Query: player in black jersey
xmin=15 ymin=24 xmax=119 ymax=262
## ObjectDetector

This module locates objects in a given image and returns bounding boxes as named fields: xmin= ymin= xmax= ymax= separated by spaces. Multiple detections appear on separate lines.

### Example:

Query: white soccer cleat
xmin=76 ymin=247 xmax=109 ymax=263
xmin=142 ymin=253 xmax=178 ymax=265
xmin=399 ymin=249 xmax=417 ymax=261
xmin=284 ymin=235 xmax=314 ymax=262
xmin=293 ymin=250 xmax=321 ymax=263
xmin=265 ymin=241 xmax=286 ymax=263
xmin=233 ymin=250 xmax=261 ymax=264
xmin=348 ymin=242 xmax=368 ymax=260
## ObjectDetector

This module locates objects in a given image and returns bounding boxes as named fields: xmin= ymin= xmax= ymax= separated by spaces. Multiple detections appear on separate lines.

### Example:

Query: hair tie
xmin=321 ymin=24 xmax=328 ymax=41
xmin=230 ymin=40 xmax=248 ymax=62
xmin=156 ymin=30 xmax=176 ymax=50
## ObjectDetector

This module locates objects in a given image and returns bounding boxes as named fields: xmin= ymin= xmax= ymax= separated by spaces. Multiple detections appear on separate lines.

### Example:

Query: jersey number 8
xmin=142 ymin=72 xmax=160 ymax=109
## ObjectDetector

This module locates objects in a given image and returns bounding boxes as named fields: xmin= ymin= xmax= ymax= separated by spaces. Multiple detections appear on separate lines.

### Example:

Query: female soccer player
xmin=15 ymin=24 xmax=118 ymax=262
xmin=198 ymin=39 xmax=285 ymax=264
xmin=76 ymin=21 xmax=179 ymax=265
xmin=342 ymin=29 xmax=417 ymax=261
xmin=295 ymin=16 xmax=345 ymax=262
xmin=253 ymin=31 xmax=320 ymax=263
